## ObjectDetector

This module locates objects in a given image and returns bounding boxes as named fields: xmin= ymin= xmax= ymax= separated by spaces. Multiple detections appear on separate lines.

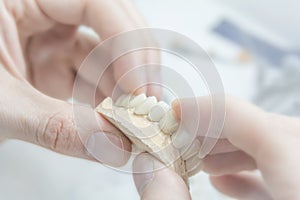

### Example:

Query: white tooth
xmin=119 ymin=94 xmax=132 ymax=108
xmin=148 ymin=101 xmax=170 ymax=122
xmin=134 ymin=96 xmax=157 ymax=115
xmin=128 ymin=93 xmax=147 ymax=108
xmin=115 ymin=95 xmax=126 ymax=106
xmin=159 ymin=109 xmax=179 ymax=134
xmin=100 ymin=97 xmax=113 ymax=110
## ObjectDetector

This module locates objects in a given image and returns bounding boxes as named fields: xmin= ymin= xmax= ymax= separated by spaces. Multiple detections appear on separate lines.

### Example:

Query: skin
xmin=134 ymin=96 xmax=300 ymax=200
xmin=2 ymin=1 xmax=299 ymax=199
xmin=0 ymin=0 xmax=162 ymax=164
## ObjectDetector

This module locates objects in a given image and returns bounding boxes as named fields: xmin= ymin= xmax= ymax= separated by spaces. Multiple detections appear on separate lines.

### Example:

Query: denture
xmin=96 ymin=94 xmax=188 ymax=186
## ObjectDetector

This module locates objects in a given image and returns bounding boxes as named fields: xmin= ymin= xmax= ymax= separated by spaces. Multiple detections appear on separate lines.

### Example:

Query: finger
xmin=28 ymin=24 xmax=78 ymax=99
xmin=22 ymin=0 xmax=142 ymax=44
xmin=84 ymin=1 xmax=150 ymax=95
xmin=71 ymin=30 xmax=119 ymax=100
xmin=29 ymin=26 xmax=110 ymax=102
xmin=72 ymin=29 xmax=100 ymax=69
xmin=203 ymin=151 xmax=257 ymax=176
xmin=133 ymin=153 xmax=191 ymax=200
xmin=111 ymin=44 xmax=162 ymax=97
xmin=196 ymin=137 xmax=238 ymax=156
xmin=0 ymin=2 xmax=26 ymax=78
xmin=37 ymin=0 xmax=155 ymax=96
xmin=118 ymin=0 xmax=147 ymax=27
xmin=174 ymin=95 xmax=300 ymax=198
xmin=72 ymin=77 xmax=105 ymax=106
xmin=37 ymin=0 xmax=126 ymax=35
xmin=185 ymin=155 xmax=203 ymax=177
xmin=2 ymin=78 xmax=131 ymax=167
xmin=183 ymin=142 xmax=252 ymax=177
xmin=172 ymin=134 xmax=238 ymax=158
xmin=181 ymin=139 xmax=201 ymax=160
xmin=172 ymin=96 xmax=268 ymax=158
xmin=74 ymin=22 xmax=148 ymax=98
xmin=30 ymin=56 xmax=75 ymax=100
xmin=145 ymin=49 xmax=162 ymax=97
xmin=118 ymin=0 xmax=161 ymax=96
xmin=178 ymin=139 xmax=203 ymax=177
xmin=111 ymin=1 xmax=162 ymax=97
xmin=210 ymin=172 xmax=273 ymax=200
xmin=112 ymin=1 xmax=163 ymax=97
xmin=171 ymin=97 xmax=215 ymax=155
xmin=198 ymin=137 xmax=238 ymax=155
xmin=187 ymin=160 xmax=203 ymax=177
xmin=112 ymin=51 xmax=147 ymax=95
xmin=217 ymin=97 xmax=273 ymax=159
xmin=72 ymin=30 xmax=124 ymax=99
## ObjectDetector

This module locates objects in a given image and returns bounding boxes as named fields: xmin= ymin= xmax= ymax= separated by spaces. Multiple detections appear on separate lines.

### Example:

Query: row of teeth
xmin=114 ymin=94 xmax=179 ymax=134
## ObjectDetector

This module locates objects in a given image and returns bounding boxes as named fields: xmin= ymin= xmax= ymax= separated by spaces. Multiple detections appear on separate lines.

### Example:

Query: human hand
xmin=0 ymin=0 xmax=158 ymax=165
xmin=133 ymin=96 xmax=300 ymax=199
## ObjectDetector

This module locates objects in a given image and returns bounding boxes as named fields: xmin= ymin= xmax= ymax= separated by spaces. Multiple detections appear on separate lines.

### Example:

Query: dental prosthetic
xmin=96 ymin=94 xmax=189 ymax=185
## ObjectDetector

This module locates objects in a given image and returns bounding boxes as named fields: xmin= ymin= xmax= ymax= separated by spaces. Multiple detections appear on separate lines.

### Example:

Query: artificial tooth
xmin=148 ymin=101 xmax=170 ymax=122
xmin=101 ymin=96 xmax=113 ymax=109
xmin=134 ymin=96 xmax=157 ymax=115
xmin=114 ymin=94 xmax=126 ymax=106
xmin=119 ymin=94 xmax=133 ymax=108
xmin=128 ymin=93 xmax=147 ymax=108
xmin=159 ymin=109 xmax=179 ymax=134
xmin=96 ymin=97 xmax=189 ymax=186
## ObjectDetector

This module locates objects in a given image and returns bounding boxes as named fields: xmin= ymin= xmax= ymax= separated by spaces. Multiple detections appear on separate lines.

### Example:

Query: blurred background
xmin=0 ymin=0 xmax=299 ymax=199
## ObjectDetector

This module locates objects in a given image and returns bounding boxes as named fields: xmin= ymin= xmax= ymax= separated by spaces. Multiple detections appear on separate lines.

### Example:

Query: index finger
xmin=37 ymin=0 xmax=136 ymax=39
xmin=37 ymin=0 xmax=154 ymax=95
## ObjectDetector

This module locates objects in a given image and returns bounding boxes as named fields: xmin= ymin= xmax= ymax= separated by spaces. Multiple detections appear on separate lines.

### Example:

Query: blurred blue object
xmin=213 ymin=19 xmax=300 ymax=67
xmin=213 ymin=19 xmax=300 ymax=116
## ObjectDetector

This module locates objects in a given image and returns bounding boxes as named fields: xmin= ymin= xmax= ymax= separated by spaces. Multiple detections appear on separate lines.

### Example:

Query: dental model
xmin=96 ymin=94 xmax=189 ymax=186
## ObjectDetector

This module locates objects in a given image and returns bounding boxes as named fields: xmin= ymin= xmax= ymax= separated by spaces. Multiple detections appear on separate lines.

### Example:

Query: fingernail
xmin=187 ymin=158 xmax=203 ymax=177
xmin=198 ymin=140 xmax=214 ymax=159
xmin=186 ymin=155 xmax=202 ymax=171
xmin=181 ymin=139 xmax=202 ymax=160
xmin=133 ymin=154 xmax=155 ymax=196
xmin=86 ymin=132 xmax=125 ymax=167
xmin=198 ymin=151 xmax=206 ymax=159
xmin=172 ymin=129 xmax=194 ymax=149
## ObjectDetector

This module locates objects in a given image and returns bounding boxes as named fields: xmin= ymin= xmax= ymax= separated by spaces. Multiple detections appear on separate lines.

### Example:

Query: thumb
xmin=1 ymin=80 xmax=131 ymax=167
xmin=133 ymin=153 xmax=190 ymax=200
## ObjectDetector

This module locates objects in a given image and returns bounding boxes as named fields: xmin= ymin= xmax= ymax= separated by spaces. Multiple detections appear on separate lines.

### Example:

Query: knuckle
xmin=38 ymin=112 xmax=78 ymax=153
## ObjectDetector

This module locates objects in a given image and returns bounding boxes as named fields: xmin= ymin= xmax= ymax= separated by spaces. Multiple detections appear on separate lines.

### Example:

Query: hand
xmin=0 ymin=0 xmax=158 ymax=166
xmin=133 ymin=96 xmax=300 ymax=199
